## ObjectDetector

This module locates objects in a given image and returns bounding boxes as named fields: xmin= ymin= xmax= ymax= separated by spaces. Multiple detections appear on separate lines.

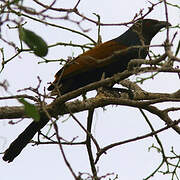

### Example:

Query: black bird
xmin=47 ymin=19 xmax=170 ymax=94
xmin=2 ymin=19 xmax=170 ymax=162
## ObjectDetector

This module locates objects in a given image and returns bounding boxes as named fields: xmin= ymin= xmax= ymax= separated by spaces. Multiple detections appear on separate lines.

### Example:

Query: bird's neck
xmin=114 ymin=28 xmax=151 ymax=46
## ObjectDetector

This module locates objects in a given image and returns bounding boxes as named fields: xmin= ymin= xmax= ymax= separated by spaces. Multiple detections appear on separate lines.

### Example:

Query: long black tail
xmin=3 ymin=116 xmax=49 ymax=163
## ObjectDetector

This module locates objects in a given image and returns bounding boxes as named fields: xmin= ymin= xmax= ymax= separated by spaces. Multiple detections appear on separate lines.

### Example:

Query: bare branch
xmin=95 ymin=119 xmax=180 ymax=164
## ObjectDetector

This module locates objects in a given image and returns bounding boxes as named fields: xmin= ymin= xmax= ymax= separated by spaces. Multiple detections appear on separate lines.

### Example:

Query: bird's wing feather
xmin=54 ymin=40 xmax=127 ymax=82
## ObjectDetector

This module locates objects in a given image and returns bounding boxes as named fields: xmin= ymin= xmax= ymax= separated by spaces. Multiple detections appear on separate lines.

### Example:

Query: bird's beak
xmin=156 ymin=21 xmax=171 ymax=29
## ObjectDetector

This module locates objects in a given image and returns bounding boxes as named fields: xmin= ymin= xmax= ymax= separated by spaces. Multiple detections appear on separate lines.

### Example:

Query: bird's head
xmin=131 ymin=19 xmax=171 ymax=43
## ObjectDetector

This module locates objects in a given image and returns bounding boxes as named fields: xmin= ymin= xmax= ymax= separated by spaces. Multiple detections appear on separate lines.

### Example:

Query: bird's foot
xmin=96 ymin=87 xmax=134 ymax=99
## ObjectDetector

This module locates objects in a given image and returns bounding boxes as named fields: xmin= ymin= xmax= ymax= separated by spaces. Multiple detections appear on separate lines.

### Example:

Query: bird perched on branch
xmin=47 ymin=19 xmax=170 ymax=95
xmin=2 ymin=19 xmax=170 ymax=162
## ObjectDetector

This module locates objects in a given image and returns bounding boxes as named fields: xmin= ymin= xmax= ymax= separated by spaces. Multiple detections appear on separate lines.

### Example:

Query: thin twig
xmin=139 ymin=108 xmax=169 ymax=168
xmin=95 ymin=119 xmax=180 ymax=163
xmin=69 ymin=110 xmax=100 ymax=152
xmin=41 ymin=105 xmax=77 ymax=179
xmin=86 ymin=109 xmax=98 ymax=179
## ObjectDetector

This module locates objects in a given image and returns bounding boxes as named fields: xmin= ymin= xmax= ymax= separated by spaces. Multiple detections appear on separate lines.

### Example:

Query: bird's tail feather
xmin=3 ymin=116 xmax=49 ymax=163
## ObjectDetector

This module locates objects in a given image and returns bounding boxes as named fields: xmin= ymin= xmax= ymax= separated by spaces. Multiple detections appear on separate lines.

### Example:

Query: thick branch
xmin=1 ymin=93 xmax=180 ymax=134
xmin=0 ymin=68 xmax=180 ymax=138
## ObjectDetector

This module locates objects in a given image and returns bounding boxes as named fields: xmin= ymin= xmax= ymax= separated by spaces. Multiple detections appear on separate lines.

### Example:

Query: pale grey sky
xmin=0 ymin=0 xmax=180 ymax=180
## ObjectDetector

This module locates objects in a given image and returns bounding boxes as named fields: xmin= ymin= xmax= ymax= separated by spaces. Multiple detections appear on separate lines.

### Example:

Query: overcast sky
xmin=0 ymin=0 xmax=180 ymax=180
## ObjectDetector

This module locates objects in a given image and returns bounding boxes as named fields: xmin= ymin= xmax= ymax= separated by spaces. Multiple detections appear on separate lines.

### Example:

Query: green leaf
xmin=13 ymin=0 xmax=21 ymax=4
xmin=19 ymin=27 xmax=48 ymax=57
xmin=7 ymin=0 xmax=21 ymax=5
xmin=19 ymin=98 xmax=40 ymax=121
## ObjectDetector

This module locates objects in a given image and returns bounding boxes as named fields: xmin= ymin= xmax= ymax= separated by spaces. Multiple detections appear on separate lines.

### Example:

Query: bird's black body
xmin=3 ymin=19 xmax=170 ymax=162
xmin=48 ymin=19 xmax=169 ymax=95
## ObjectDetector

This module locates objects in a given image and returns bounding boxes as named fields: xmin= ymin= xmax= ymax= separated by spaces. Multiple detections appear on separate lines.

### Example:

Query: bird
xmin=47 ymin=19 xmax=170 ymax=95
xmin=2 ymin=19 xmax=170 ymax=162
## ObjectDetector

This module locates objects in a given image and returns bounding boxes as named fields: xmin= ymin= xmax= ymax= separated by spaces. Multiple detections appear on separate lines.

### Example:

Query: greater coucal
xmin=2 ymin=19 xmax=170 ymax=162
